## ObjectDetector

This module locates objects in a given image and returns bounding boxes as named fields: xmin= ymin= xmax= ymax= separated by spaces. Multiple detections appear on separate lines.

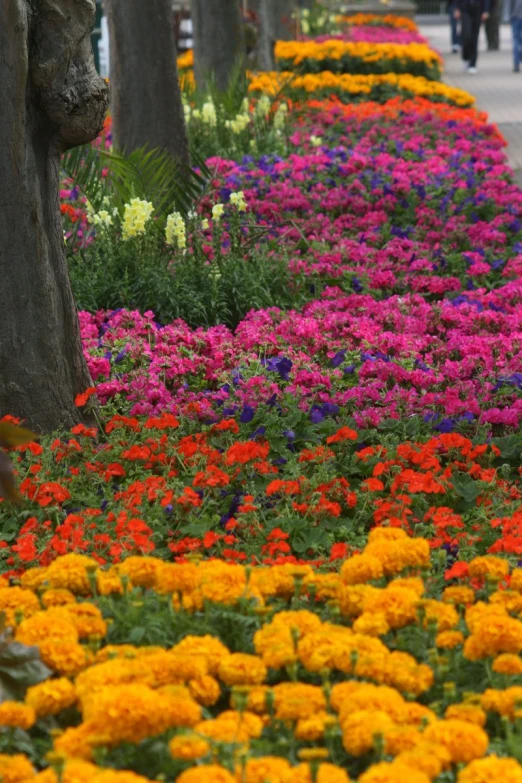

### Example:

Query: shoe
xmin=514 ymin=67 xmax=521 ymax=72
xmin=463 ymin=61 xmax=470 ymax=71
xmin=467 ymin=66 xmax=477 ymax=74
xmin=452 ymin=45 xmax=460 ymax=53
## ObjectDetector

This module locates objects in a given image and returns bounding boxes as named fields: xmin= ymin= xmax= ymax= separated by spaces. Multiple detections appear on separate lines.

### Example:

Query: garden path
xmin=420 ymin=22 xmax=522 ymax=184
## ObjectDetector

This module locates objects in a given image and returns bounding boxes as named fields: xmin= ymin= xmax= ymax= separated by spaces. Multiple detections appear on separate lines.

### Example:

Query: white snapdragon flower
xmin=122 ymin=198 xmax=154 ymax=240
xmin=212 ymin=203 xmax=225 ymax=222
xmin=165 ymin=211 xmax=187 ymax=249
xmin=229 ymin=191 xmax=248 ymax=213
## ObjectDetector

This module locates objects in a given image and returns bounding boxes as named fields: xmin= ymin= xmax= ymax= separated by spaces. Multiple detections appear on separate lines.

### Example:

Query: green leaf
xmin=0 ymin=632 xmax=52 ymax=700
xmin=451 ymin=475 xmax=483 ymax=504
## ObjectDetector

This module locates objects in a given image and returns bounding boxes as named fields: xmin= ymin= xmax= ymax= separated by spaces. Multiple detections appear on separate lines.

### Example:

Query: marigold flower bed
xmin=274 ymin=40 xmax=442 ymax=81
xmin=3 ymin=533 xmax=522 ymax=782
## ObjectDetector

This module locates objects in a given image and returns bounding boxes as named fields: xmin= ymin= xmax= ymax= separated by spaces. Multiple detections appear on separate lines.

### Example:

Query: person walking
xmin=511 ymin=0 xmax=522 ymax=72
xmin=447 ymin=0 xmax=461 ymax=51
xmin=455 ymin=0 xmax=490 ymax=73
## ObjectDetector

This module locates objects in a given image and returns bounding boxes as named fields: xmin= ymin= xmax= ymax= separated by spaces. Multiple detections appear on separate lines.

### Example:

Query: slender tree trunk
xmin=0 ymin=0 xmax=109 ymax=433
xmin=106 ymin=0 xmax=189 ymax=165
xmin=192 ymin=0 xmax=246 ymax=92
xmin=257 ymin=0 xmax=276 ymax=70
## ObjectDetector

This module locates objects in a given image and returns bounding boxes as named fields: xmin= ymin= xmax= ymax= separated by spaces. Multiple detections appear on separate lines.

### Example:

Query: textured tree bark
xmin=192 ymin=0 xmax=246 ymax=92
xmin=106 ymin=0 xmax=189 ymax=165
xmin=0 ymin=0 xmax=109 ymax=432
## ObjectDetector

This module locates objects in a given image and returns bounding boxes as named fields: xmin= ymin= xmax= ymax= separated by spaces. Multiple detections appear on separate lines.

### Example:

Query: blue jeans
xmin=449 ymin=4 xmax=461 ymax=46
xmin=513 ymin=18 xmax=522 ymax=70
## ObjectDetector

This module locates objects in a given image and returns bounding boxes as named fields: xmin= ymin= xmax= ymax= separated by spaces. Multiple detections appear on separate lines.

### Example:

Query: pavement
xmin=419 ymin=22 xmax=522 ymax=183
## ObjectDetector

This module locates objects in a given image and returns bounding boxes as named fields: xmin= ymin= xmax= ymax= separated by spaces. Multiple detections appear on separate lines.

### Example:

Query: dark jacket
xmin=456 ymin=0 xmax=490 ymax=13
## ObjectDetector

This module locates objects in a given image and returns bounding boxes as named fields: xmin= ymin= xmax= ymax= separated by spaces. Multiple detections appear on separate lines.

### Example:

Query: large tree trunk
xmin=250 ymin=0 xmax=297 ymax=66
xmin=0 ymin=0 xmax=109 ymax=433
xmin=192 ymin=0 xmax=246 ymax=92
xmin=106 ymin=0 xmax=189 ymax=165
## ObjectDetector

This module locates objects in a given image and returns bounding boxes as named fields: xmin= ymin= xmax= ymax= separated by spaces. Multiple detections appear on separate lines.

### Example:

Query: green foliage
xmin=62 ymin=144 xmax=210 ymax=222
xmin=181 ymin=65 xmax=291 ymax=161
xmin=67 ymin=210 xmax=311 ymax=329
xmin=0 ymin=629 xmax=51 ymax=701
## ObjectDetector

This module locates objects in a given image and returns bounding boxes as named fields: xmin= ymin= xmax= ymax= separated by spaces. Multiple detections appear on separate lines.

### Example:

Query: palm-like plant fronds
xmin=62 ymin=144 xmax=211 ymax=221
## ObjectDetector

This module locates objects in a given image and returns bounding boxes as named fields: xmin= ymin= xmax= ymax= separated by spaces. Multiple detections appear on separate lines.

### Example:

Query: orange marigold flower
xmin=26 ymin=678 xmax=77 ymax=717
xmin=469 ymin=556 xmax=509 ymax=581
xmin=175 ymin=766 xmax=235 ymax=783
xmin=457 ymin=755 xmax=522 ymax=783
xmin=0 ymin=702 xmax=35 ymax=730
xmin=423 ymin=719 xmax=488 ymax=763
xmin=492 ymin=653 xmax=522 ymax=675
xmin=218 ymin=653 xmax=267 ymax=686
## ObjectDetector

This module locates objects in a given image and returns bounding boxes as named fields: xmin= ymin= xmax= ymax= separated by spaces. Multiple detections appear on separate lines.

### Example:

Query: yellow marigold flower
xmin=39 ymin=640 xmax=90 ymax=677
xmin=464 ymin=615 xmax=522 ymax=660
xmin=465 ymin=601 xmax=507 ymax=633
xmin=169 ymin=733 xmax=210 ymax=760
xmin=398 ymin=702 xmax=437 ymax=726
xmin=436 ymin=630 xmax=464 ymax=649
xmin=237 ymin=756 xmax=291 ymax=782
xmin=362 ymin=585 xmax=419 ymax=629
xmin=337 ymin=684 xmax=405 ymax=724
xmin=46 ymin=554 xmax=98 ymax=595
xmin=146 ymin=651 xmax=209 ymax=686
xmin=353 ymin=612 xmax=390 ymax=636
xmin=155 ymin=562 xmax=200 ymax=594
xmin=468 ymin=556 xmax=509 ymax=581
xmin=340 ymin=553 xmax=383 ymax=585
xmin=368 ymin=528 xmax=408 ymax=543
xmin=15 ymin=611 xmax=78 ymax=646
xmin=31 ymin=759 xmax=99 ymax=783
xmin=389 ymin=577 xmax=425 ymax=596
xmin=196 ymin=710 xmax=263 ymax=743
xmin=284 ymin=762 xmax=349 ymax=783
xmin=490 ymin=590 xmax=522 ymax=613
xmin=176 ymin=766 xmax=235 ymax=783
xmin=254 ymin=622 xmax=295 ymax=663
xmin=358 ymin=760 xmax=430 ymax=783
xmin=218 ymin=654 xmax=267 ymax=686
xmin=342 ymin=709 xmax=396 ymax=756
xmin=0 ymin=702 xmax=35 ymax=730
xmin=493 ymin=653 xmax=522 ymax=675
xmin=364 ymin=537 xmax=430 ymax=577
xmin=338 ymin=585 xmax=380 ymax=617
xmin=442 ymin=586 xmax=475 ymax=605
xmin=53 ymin=722 xmax=95 ymax=761
xmin=296 ymin=625 xmax=355 ymax=671
xmin=188 ymin=675 xmax=221 ymax=706
xmin=295 ymin=711 xmax=336 ymax=741
xmin=395 ymin=741 xmax=451 ymax=778
xmin=20 ymin=567 xmax=48 ymax=592
xmin=419 ymin=599 xmax=459 ymax=631
xmin=423 ymin=719 xmax=488 ymax=763
xmin=0 ymin=754 xmax=35 ymax=783
xmin=83 ymin=683 xmax=201 ymax=744
xmin=481 ymin=686 xmax=522 ymax=719
xmin=458 ymin=755 xmax=522 ymax=783
xmin=271 ymin=609 xmax=322 ymax=637
xmin=0 ymin=587 xmax=40 ymax=626
xmin=118 ymin=556 xmax=162 ymax=588
xmin=385 ymin=725 xmax=423 ymax=755
xmin=41 ymin=589 xmax=76 ymax=608
xmin=445 ymin=704 xmax=486 ymax=726
xmin=330 ymin=681 xmax=367 ymax=711
xmin=75 ymin=657 xmax=154 ymax=700
xmin=48 ymin=604 xmax=107 ymax=639
xmin=26 ymin=677 xmax=77 ymax=718
xmin=96 ymin=567 xmax=123 ymax=596
xmin=171 ymin=635 xmax=230 ymax=675
xmin=234 ymin=685 xmax=270 ymax=714
xmin=380 ymin=652 xmax=434 ymax=696
xmin=273 ymin=682 xmax=326 ymax=721
xmin=511 ymin=569 xmax=522 ymax=592
xmin=303 ymin=572 xmax=341 ymax=601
